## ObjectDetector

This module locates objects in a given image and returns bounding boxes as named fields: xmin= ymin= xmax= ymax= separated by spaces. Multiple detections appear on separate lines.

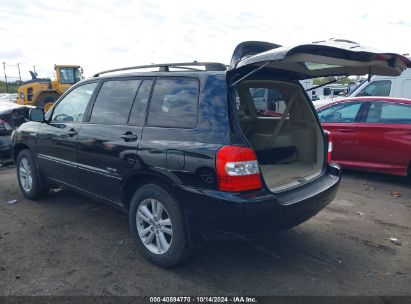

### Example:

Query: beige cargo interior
xmin=235 ymin=80 xmax=324 ymax=191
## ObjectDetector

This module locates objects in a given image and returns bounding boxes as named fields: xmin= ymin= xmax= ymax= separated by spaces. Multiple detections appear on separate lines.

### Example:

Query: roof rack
xmin=93 ymin=61 xmax=227 ymax=77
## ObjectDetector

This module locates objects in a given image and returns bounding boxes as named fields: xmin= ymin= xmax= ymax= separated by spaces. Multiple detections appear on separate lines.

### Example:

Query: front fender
xmin=11 ymin=122 xmax=41 ymax=162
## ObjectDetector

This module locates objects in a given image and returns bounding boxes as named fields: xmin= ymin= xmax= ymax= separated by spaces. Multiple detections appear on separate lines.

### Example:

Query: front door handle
xmin=66 ymin=128 xmax=78 ymax=136
xmin=121 ymin=132 xmax=138 ymax=142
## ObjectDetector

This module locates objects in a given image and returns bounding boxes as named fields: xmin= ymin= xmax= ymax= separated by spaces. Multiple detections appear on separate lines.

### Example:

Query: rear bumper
xmin=175 ymin=164 xmax=341 ymax=245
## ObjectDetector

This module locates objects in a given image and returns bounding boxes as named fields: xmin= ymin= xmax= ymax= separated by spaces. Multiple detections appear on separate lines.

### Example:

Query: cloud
xmin=388 ymin=20 xmax=411 ymax=27
xmin=0 ymin=49 xmax=24 ymax=60
xmin=1 ymin=0 xmax=410 ymax=80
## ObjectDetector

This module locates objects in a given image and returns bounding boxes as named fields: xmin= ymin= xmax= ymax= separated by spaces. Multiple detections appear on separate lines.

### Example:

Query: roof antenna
xmin=368 ymin=66 xmax=372 ymax=82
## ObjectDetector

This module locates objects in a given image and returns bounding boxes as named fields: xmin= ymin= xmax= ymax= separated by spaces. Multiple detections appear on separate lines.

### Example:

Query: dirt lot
xmin=0 ymin=163 xmax=410 ymax=296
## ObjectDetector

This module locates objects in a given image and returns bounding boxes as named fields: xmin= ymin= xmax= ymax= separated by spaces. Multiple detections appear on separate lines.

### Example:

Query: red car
xmin=317 ymin=97 xmax=411 ymax=177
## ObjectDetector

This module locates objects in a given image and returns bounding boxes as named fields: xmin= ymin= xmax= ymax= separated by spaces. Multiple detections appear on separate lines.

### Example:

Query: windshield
xmin=355 ymin=80 xmax=392 ymax=97
xmin=60 ymin=67 xmax=84 ymax=84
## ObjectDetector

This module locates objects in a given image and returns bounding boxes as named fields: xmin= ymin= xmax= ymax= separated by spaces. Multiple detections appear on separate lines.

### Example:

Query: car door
xmin=76 ymin=78 xmax=153 ymax=204
xmin=36 ymin=82 xmax=99 ymax=187
xmin=354 ymin=100 xmax=411 ymax=175
xmin=318 ymin=101 xmax=367 ymax=166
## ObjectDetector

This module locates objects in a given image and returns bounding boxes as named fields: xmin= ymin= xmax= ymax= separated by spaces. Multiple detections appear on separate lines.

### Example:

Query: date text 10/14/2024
xmin=149 ymin=297 xmax=258 ymax=303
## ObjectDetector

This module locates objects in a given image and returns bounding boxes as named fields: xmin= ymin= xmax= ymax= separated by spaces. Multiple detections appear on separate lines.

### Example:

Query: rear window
xmin=90 ymin=80 xmax=141 ymax=125
xmin=249 ymin=87 xmax=286 ymax=117
xmin=147 ymin=78 xmax=199 ymax=128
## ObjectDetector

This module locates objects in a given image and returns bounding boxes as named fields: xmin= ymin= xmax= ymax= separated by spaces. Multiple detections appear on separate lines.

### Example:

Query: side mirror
xmin=29 ymin=108 xmax=45 ymax=122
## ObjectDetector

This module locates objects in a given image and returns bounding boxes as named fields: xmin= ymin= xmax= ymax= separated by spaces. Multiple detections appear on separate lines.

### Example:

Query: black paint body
xmin=11 ymin=70 xmax=341 ymax=246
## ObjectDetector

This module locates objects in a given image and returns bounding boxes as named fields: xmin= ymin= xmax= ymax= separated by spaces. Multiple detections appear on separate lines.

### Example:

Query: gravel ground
xmin=0 ymin=164 xmax=410 ymax=296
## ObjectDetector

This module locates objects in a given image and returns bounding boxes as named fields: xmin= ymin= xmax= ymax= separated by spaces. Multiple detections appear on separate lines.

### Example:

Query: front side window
xmin=90 ymin=80 xmax=141 ymax=125
xmin=147 ymin=78 xmax=199 ymax=128
xmin=318 ymin=102 xmax=362 ymax=123
xmin=366 ymin=102 xmax=411 ymax=123
xmin=51 ymin=82 xmax=98 ymax=123
xmin=356 ymin=80 xmax=391 ymax=97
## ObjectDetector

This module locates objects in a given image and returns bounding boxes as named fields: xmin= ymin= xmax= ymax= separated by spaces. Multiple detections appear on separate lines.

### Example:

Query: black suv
xmin=11 ymin=40 xmax=410 ymax=267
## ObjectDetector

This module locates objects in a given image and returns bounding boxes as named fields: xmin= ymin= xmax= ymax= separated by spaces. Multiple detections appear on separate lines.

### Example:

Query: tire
xmin=16 ymin=149 xmax=49 ymax=199
xmin=36 ymin=93 xmax=59 ymax=112
xmin=129 ymin=184 xmax=190 ymax=268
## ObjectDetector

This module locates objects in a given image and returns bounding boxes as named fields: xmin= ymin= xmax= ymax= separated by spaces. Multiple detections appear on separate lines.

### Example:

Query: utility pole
xmin=2 ymin=62 xmax=8 ymax=93
xmin=17 ymin=63 xmax=22 ymax=84
xmin=33 ymin=65 xmax=36 ymax=75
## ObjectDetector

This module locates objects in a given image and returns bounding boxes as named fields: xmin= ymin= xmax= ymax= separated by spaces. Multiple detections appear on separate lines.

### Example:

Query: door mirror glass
xmin=29 ymin=108 xmax=45 ymax=122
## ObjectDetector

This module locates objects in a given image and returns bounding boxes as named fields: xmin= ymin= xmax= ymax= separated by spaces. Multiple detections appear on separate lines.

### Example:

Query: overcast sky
xmin=1 ymin=0 xmax=410 ymax=80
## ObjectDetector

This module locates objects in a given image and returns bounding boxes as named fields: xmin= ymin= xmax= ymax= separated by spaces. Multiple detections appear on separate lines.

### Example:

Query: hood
xmin=0 ymin=102 xmax=27 ymax=115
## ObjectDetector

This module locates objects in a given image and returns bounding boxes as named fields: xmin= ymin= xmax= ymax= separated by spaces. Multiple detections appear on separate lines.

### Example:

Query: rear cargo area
xmin=234 ymin=80 xmax=324 ymax=191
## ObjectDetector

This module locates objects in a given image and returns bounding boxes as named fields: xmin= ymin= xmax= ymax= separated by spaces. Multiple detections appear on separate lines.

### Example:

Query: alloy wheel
xmin=19 ymin=157 xmax=33 ymax=192
xmin=136 ymin=198 xmax=173 ymax=254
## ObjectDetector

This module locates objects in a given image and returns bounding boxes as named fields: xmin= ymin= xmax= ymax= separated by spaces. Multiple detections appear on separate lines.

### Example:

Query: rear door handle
xmin=121 ymin=132 xmax=138 ymax=141
xmin=66 ymin=128 xmax=78 ymax=136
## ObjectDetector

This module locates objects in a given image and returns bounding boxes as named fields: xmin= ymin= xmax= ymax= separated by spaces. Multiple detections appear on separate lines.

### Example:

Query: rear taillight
xmin=324 ymin=130 xmax=333 ymax=163
xmin=216 ymin=146 xmax=262 ymax=192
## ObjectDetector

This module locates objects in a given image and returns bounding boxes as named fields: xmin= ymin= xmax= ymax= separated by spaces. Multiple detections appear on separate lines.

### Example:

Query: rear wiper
xmin=306 ymin=75 xmax=349 ymax=92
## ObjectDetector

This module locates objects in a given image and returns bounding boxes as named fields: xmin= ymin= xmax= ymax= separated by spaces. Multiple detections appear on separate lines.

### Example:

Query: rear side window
xmin=147 ymin=78 xmax=199 ymax=128
xmin=249 ymin=87 xmax=286 ymax=117
xmin=366 ymin=102 xmax=411 ymax=124
xmin=318 ymin=102 xmax=362 ymax=123
xmin=357 ymin=80 xmax=391 ymax=97
xmin=90 ymin=80 xmax=141 ymax=125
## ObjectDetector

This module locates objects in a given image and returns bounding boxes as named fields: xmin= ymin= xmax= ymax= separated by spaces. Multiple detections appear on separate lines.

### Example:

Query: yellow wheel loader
xmin=16 ymin=65 xmax=84 ymax=112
